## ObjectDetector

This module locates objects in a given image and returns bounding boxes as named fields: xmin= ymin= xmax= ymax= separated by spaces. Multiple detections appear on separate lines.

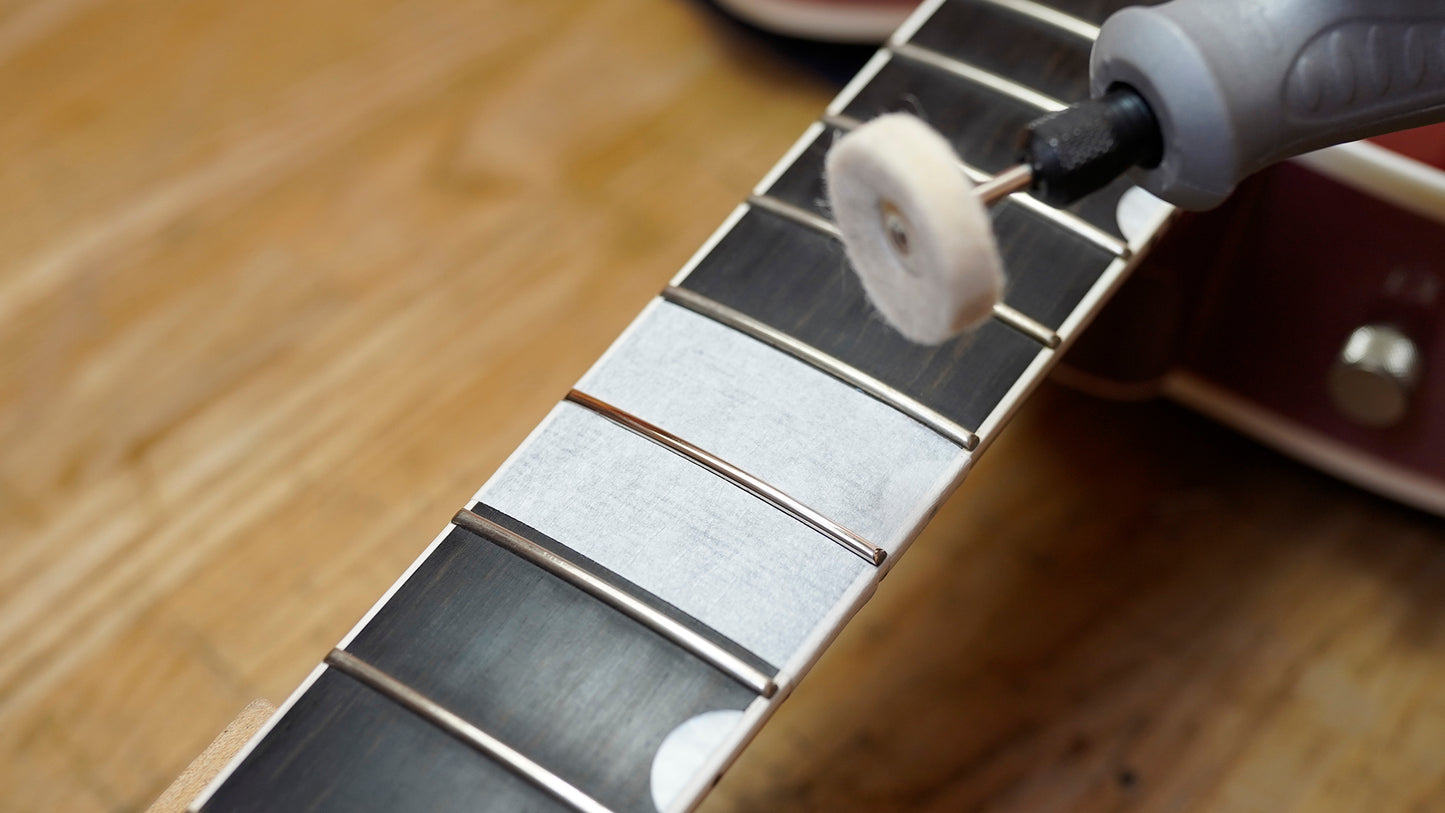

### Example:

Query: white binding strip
xmin=1165 ymin=372 xmax=1445 ymax=516
xmin=888 ymin=41 xmax=1067 ymax=113
xmin=336 ymin=522 xmax=456 ymax=650
xmin=1292 ymin=140 xmax=1445 ymax=228
xmin=660 ymin=286 xmax=979 ymax=449
xmin=565 ymin=390 xmax=887 ymax=566
xmin=669 ymin=204 xmax=750 ymax=288
xmin=1056 ymin=239 xmax=1163 ymax=348
xmin=976 ymin=216 xmax=1175 ymax=449
xmin=451 ymin=508 xmax=777 ymax=697
xmin=972 ymin=346 xmax=1056 ymax=453
xmin=826 ymin=48 xmax=893 ymax=116
xmin=973 ymin=0 xmax=1100 ymax=41
xmin=325 ymin=649 xmax=617 ymax=813
xmin=888 ymin=0 xmax=950 ymax=46
xmin=186 ymin=664 xmax=329 ymax=812
xmin=818 ymin=114 xmax=1130 ymax=257
xmin=753 ymin=120 xmax=827 ymax=199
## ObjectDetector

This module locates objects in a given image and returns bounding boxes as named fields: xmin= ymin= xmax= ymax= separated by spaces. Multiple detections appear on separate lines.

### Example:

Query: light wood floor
xmin=4 ymin=1 xmax=1445 ymax=811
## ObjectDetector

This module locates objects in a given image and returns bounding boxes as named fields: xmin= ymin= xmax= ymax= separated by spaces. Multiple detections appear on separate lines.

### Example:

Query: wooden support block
xmin=146 ymin=700 xmax=276 ymax=813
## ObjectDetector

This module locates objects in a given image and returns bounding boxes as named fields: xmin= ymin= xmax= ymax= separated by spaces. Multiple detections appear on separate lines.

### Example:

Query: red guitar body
xmin=1066 ymin=124 xmax=1445 ymax=515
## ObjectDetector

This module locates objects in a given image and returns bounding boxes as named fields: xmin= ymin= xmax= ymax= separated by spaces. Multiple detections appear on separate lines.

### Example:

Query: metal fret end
xmin=564 ymin=389 xmax=887 ymax=568
xmin=324 ymin=649 xmax=618 ymax=813
xmin=452 ymin=506 xmax=780 ymax=697
xmin=660 ymin=287 xmax=979 ymax=451
xmin=991 ymin=303 xmax=1061 ymax=349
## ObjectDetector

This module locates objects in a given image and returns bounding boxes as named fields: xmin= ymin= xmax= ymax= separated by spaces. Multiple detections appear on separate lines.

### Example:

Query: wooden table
xmin=4 ymin=1 xmax=1444 ymax=811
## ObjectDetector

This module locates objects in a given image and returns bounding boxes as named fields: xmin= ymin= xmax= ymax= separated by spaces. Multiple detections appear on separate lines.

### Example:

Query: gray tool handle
xmin=1092 ymin=0 xmax=1445 ymax=209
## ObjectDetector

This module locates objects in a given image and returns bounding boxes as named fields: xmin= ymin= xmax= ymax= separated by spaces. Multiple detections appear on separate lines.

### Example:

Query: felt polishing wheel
xmin=825 ymin=114 xmax=1004 ymax=345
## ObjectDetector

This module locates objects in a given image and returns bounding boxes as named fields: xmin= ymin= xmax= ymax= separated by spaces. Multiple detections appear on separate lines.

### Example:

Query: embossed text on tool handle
xmin=1093 ymin=0 xmax=1445 ymax=209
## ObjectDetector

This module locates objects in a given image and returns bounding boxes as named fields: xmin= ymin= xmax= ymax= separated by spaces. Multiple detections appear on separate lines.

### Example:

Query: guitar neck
xmin=190 ymin=1 xmax=1173 ymax=811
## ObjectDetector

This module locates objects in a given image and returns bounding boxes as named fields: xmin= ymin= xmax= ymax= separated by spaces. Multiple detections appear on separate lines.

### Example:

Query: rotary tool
xmin=827 ymin=0 xmax=1445 ymax=344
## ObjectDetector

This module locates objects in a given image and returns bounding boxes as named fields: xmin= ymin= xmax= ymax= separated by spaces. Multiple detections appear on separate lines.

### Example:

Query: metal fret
xmin=958 ymin=160 xmax=1130 ymax=256
xmin=970 ymin=0 xmax=1101 ymax=41
xmin=1006 ymin=181 xmax=1132 ymax=255
xmin=818 ymin=113 xmax=1129 ymax=256
xmin=325 ymin=650 xmax=617 ymax=813
xmin=888 ymin=41 xmax=1067 ymax=113
xmin=660 ymin=285 xmax=979 ymax=449
xmin=746 ymin=194 xmax=840 ymax=239
xmin=564 ymin=390 xmax=888 ymax=565
xmin=674 ymin=203 xmax=1045 ymax=432
xmin=450 ymin=507 xmax=778 ymax=697
xmin=992 ymin=303 xmax=1061 ymax=348
xmin=745 ymin=193 xmax=1066 ymax=347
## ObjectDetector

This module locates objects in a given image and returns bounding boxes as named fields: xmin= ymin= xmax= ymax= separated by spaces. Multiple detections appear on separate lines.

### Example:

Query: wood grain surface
xmin=4 ymin=1 xmax=1445 ymax=812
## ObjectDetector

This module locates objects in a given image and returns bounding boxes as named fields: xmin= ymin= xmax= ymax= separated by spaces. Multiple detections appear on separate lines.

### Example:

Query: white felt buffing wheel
xmin=825 ymin=113 xmax=1004 ymax=345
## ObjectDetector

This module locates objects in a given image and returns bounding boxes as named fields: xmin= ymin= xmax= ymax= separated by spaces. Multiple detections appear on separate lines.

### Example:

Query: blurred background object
xmin=710 ymin=0 xmax=920 ymax=42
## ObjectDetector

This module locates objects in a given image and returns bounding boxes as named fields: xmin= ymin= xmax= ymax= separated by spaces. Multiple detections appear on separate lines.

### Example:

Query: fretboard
xmin=189 ymin=1 xmax=1173 ymax=811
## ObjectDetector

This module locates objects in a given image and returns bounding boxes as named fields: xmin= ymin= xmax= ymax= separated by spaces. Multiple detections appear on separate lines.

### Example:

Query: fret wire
xmin=814 ymin=116 xmax=1130 ymax=257
xmin=324 ymin=649 xmax=618 ymax=813
xmin=992 ymin=303 xmax=1062 ymax=348
xmin=450 ymin=507 xmax=778 ymax=698
xmin=564 ymin=389 xmax=888 ymax=566
xmin=746 ymin=194 xmax=841 ymax=240
xmin=1005 ymin=181 xmax=1132 ymax=256
xmin=970 ymin=0 xmax=1101 ymax=42
xmin=888 ymin=42 xmax=1067 ymax=113
xmin=746 ymin=194 xmax=1065 ymax=348
xmin=660 ymin=286 xmax=980 ymax=449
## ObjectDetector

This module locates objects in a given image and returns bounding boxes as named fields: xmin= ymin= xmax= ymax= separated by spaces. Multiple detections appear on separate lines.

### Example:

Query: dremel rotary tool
xmin=826 ymin=0 xmax=1445 ymax=345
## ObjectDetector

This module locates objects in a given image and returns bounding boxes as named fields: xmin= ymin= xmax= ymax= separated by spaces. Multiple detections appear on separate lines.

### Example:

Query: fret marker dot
xmin=826 ymin=113 xmax=1004 ymax=345
xmin=650 ymin=709 xmax=746 ymax=811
